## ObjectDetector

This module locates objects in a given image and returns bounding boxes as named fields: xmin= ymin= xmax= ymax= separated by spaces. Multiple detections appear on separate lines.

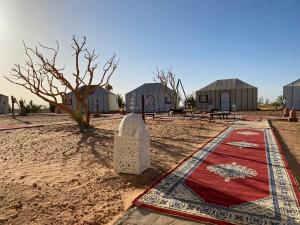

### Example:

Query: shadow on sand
xmin=13 ymin=117 xmax=32 ymax=124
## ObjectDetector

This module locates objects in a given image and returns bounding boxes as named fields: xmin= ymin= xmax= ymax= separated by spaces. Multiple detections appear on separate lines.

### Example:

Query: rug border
xmin=134 ymin=200 xmax=234 ymax=225
xmin=268 ymin=126 xmax=300 ymax=203
xmin=133 ymin=126 xmax=235 ymax=225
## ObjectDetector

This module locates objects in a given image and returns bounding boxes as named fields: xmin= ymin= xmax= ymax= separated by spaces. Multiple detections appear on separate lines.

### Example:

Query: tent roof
xmin=0 ymin=94 xmax=8 ymax=98
xmin=284 ymin=79 xmax=300 ymax=87
xmin=197 ymin=79 xmax=257 ymax=92
xmin=127 ymin=82 xmax=173 ymax=94
xmin=67 ymin=85 xmax=118 ymax=96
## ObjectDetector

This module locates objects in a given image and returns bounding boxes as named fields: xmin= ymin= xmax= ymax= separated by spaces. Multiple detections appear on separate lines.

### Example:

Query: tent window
xmin=165 ymin=97 xmax=172 ymax=104
xmin=199 ymin=95 xmax=208 ymax=103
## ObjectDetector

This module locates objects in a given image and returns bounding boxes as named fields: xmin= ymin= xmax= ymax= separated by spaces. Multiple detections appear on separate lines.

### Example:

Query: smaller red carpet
xmin=0 ymin=124 xmax=27 ymax=130
xmin=133 ymin=127 xmax=300 ymax=225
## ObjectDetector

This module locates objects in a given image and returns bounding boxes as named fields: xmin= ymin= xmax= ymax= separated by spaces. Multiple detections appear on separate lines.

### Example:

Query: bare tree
xmin=105 ymin=84 xmax=113 ymax=91
xmin=153 ymin=67 xmax=179 ymax=109
xmin=4 ymin=36 xmax=119 ymax=132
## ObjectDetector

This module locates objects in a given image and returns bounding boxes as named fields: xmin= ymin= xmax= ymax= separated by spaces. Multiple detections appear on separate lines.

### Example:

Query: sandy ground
xmin=0 ymin=115 xmax=226 ymax=225
xmin=238 ymin=110 xmax=300 ymax=117
xmin=0 ymin=114 xmax=74 ymax=126
xmin=269 ymin=120 xmax=300 ymax=184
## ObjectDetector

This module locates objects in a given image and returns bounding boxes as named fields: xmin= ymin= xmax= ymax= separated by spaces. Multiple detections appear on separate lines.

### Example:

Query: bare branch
xmin=153 ymin=67 xmax=178 ymax=109
xmin=4 ymin=36 xmax=118 ymax=130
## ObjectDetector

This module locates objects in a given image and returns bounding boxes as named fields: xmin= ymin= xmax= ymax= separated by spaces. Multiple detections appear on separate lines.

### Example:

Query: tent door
xmin=220 ymin=92 xmax=230 ymax=111
xmin=145 ymin=95 xmax=155 ymax=113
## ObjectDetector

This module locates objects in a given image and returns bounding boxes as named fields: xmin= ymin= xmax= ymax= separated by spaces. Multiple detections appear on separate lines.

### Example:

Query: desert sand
xmin=0 ymin=115 xmax=226 ymax=225
xmin=1 ymin=113 xmax=299 ymax=225
xmin=0 ymin=114 xmax=74 ymax=126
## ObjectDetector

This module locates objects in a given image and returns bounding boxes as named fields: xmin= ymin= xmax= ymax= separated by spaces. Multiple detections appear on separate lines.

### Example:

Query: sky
xmin=0 ymin=0 xmax=300 ymax=105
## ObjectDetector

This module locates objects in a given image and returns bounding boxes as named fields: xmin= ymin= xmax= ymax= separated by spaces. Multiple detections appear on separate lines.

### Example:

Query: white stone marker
xmin=114 ymin=96 xmax=150 ymax=174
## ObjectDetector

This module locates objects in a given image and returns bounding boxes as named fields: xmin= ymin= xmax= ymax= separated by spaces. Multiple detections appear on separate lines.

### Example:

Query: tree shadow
xmin=60 ymin=126 xmax=114 ymax=168
xmin=112 ymin=138 xmax=195 ymax=189
xmin=151 ymin=139 xmax=194 ymax=159
xmin=115 ymin=167 xmax=167 ymax=189
xmin=115 ymin=130 xmax=225 ymax=189
xmin=13 ymin=117 xmax=31 ymax=124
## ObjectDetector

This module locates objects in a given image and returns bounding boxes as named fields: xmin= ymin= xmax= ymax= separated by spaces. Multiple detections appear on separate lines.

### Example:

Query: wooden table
xmin=209 ymin=111 xmax=231 ymax=120
xmin=145 ymin=113 xmax=156 ymax=119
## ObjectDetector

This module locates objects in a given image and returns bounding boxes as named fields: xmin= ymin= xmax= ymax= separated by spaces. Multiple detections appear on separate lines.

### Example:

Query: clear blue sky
xmin=0 ymin=0 xmax=300 ymax=104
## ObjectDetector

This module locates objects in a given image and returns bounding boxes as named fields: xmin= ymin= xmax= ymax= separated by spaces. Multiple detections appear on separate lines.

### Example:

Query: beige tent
xmin=196 ymin=79 xmax=257 ymax=111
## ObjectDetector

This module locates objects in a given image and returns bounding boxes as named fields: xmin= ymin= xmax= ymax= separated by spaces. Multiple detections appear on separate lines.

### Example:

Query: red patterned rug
xmin=133 ymin=127 xmax=300 ymax=225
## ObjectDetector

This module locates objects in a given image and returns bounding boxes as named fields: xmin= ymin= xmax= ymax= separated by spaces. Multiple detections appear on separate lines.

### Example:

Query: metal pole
xmin=291 ymin=81 xmax=294 ymax=108
xmin=176 ymin=79 xmax=187 ymax=108
xmin=11 ymin=96 xmax=15 ymax=119
xmin=142 ymin=95 xmax=145 ymax=122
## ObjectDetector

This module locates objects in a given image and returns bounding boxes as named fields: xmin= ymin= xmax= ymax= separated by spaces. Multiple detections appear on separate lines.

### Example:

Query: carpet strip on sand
xmin=133 ymin=127 xmax=300 ymax=225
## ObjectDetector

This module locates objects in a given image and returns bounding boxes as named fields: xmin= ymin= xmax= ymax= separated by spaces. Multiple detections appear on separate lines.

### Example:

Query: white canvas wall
xmin=108 ymin=93 xmax=119 ymax=111
xmin=284 ymin=85 xmax=300 ymax=110
xmin=64 ymin=87 xmax=119 ymax=113
xmin=125 ymin=83 xmax=174 ymax=113
xmin=196 ymin=83 xmax=257 ymax=111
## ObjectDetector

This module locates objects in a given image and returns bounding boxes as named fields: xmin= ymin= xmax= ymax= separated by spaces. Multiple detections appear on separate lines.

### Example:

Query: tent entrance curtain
xmin=146 ymin=95 xmax=155 ymax=112
xmin=221 ymin=92 xmax=230 ymax=111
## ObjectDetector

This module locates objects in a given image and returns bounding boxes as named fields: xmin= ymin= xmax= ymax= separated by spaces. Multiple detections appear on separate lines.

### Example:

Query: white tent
xmin=196 ymin=79 xmax=258 ymax=111
xmin=64 ymin=86 xmax=119 ymax=113
xmin=0 ymin=94 xmax=9 ymax=114
xmin=125 ymin=83 xmax=175 ymax=113
xmin=283 ymin=79 xmax=300 ymax=110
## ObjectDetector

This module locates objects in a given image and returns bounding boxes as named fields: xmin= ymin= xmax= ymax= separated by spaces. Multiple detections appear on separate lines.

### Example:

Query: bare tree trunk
xmin=85 ymin=111 xmax=90 ymax=127
xmin=73 ymin=101 xmax=85 ymax=132
xmin=82 ymin=100 xmax=90 ymax=128
xmin=83 ymin=102 xmax=90 ymax=128
xmin=79 ymin=122 xmax=85 ymax=132
xmin=174 ymin=92 xmax=178 ymax=110
xmin=78 ymin=114 xmax=85 ymax=132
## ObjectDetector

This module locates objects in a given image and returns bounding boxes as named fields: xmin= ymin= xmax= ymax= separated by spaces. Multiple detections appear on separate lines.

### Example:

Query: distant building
xmin=283 ymin=79 xmax=300 ymax=110
xmin=196 ymin=79 xmax=258 ymax=111
xmin=125 ymin=83 xmax=176 ymax=113
xmin=63 ymin=86 xmax=119 ymax=113
xmin=0 ymin=94 xmax=9 ymax=114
